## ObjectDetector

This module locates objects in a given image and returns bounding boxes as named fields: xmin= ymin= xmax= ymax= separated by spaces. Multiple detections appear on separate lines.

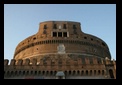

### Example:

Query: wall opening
xmin=109 ymin=69 xmax=114 ymax=79
xmin=58 ymin=32 xmax=62 ymax=37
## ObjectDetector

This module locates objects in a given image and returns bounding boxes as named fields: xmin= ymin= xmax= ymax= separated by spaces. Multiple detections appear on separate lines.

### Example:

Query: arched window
xmin=35 ymin=71 xmax=37 ymax=75
xmin=15 ymin=71 xmax=17 ymax=75
xmin=81 ymin=70 xmax=84 ymax=75
xmin=109 ymin=69 xmax=114 ymax=79
xmin=31 ymin=71 xmax=33 ymax=75
xmin=7 ymin=71 xmax=9 ymax=76
xmin=77 ymin=70 xmax=80 ymax=75
xmin=98 ymin=70 xmax=100 ymax=75
xmin=73 ymin=70 xmax=76 ymax=75
xmin=50 ymin=71 xmax=53 ymax=75
xmin=38 ymin=71 xmax=41 ymax=75
xmin=65 ymin=71 xmax=67 ymax=75
xmin=86 ymin=70 xmax=88 ymax=75
xmin=27 ymin=71 xmax=29 ymax=75
xmin=102 ymin=70 xmax=104 ymax=75
xmin=90 ymin=70 xmax=92 ymax=75
xmin=54 ymin=71 xmax=57 ymax=75
xmin=46 ymin=71 xmax=49 ymax=75
xmin=94 ymin=70 xmax=96 ymax=75
xmin=23 ymin=71 xmax=25 ymax=75
xmin=69 ymin=71 xmax=71 ymax=75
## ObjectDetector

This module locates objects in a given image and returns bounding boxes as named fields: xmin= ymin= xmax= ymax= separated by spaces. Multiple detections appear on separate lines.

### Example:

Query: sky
xmin=4 ymin=4 xmax=116 ymax=63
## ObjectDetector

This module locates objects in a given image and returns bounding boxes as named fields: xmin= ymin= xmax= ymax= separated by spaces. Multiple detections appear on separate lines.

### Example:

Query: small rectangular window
xmin=73 ymin=25 xmax=76 ymax=29
xmin=63 ymin=32 xmax=67 ymax=37
xmin=53 ymin=32 xmax=57 ymax=37
xmin=58 ymin=32 xmax=62 ymax=37
xmin=44 ymin=24 xmax=47 ymax=29
xmin=53 ymin=24 xmax=57 ymax=29
xmin=63 ymin=24 xmax=66 ymax=29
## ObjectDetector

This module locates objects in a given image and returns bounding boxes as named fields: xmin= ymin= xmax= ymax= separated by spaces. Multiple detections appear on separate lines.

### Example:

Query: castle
xmin=4 ymin=21 xmax=116 ymax=79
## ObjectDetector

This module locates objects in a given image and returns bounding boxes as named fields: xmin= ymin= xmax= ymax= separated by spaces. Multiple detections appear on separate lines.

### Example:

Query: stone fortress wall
xmin=4 ymin=55 xmax=116 ymax=79
xmin=4 ymin=21 xmax=115 ymax=79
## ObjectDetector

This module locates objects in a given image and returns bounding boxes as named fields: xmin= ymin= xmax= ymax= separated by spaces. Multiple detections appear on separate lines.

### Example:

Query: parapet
xmin=4 ymin=57 xmax=115 ymax=66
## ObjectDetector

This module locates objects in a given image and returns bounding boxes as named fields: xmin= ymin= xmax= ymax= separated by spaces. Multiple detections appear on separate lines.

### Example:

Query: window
xmin=53 ymin=24 xmax=57 ymax=29
xmin=94 ymin=70 xmax=96 ymax=75
xmin=63 ymin=24 xmax=66 ymax=29
xmin=84 ymin=37 xmax=87 ymax=39
xmin=102 ymin=70 xmax=104 ymax=75
xmin=63 ymin=32 xmax=67 ymax=37
xmin=33 ymin=37 xmax=36 ymax=40
xmin=98 ymin=70 xmax=100 ymax=75
xmin=73 ymin=25 xmax=77 ymax=34
xmin=44 ymin=24 xmax=47 ymax=29
xmin=102 ymin=42 xmax=105 ymax=46
xmin=91 ymin=38 xmax=93 ymax=41
xmin=73 ymin=25 xmax=76 ymax=29
xmin=58 ymin=32 xmax=62 ymax=37
xmin=53 ymin=32 xmax=57 ymax=37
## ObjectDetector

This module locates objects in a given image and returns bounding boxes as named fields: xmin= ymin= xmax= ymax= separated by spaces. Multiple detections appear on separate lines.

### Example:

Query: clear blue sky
xmin=4 ymin=4 xmax=116 ymax=62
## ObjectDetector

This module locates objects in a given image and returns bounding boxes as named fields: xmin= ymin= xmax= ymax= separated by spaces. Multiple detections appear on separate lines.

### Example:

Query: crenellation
xmin=10 ymin=59 xmax=16 ymax=66
xmin=4 ymin=59 xmax=9 ymax=66
xmin=17 ymin=59 xmax=23 ymax=65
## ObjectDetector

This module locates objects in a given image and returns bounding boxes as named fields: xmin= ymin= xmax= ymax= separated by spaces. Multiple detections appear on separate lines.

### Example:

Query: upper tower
xmin=13 ymin=21 xmax=111 ymax=61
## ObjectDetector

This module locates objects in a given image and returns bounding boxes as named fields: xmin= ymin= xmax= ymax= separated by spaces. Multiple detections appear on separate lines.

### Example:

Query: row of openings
xmin=43 ymin=24 xmax=77 ymax=29
xmin=4 ymin=70 xmax=105 ymax=76
xmin=15 ymin=39 xmax=108 ymax=57
xmin=53 ymin=32 xmax=68 ymax=37
xmin=84 ymin=37 xmax=106 ymax=46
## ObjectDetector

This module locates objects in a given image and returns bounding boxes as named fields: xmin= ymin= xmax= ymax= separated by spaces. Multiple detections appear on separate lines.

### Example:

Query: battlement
xmin=4 ymin=57 xmax=115 ymax=66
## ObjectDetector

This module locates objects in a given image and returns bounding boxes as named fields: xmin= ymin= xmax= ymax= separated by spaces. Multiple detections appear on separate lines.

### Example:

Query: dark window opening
xmin=109 ymin=69 xmax=114 ymax=78
xmin=58 ymin=32 xmax=62 ymax=37
xmin=98 ymin=70 xmax=100 ymax=75
xmin=65 ymin=71 xmax=67 ymax=75
xmin=44 ymin=25 xmax=47 ymax=29
xmin=31 ymin=71 xmax=33 ymax=75
xmin=73 ymin=25 xmax=76 ymax=29
xmin=23 ymin=71 xmax=25 ymax=75
xmin=86 ymin=70 xmax=88 ymax=75
xmin=81 ymin=71 xmax=84 ymax=75
xmin=91 ymin=38 xmax=93 ymax=41
xmin=53 ymin=24 xmax=57 ymax=29
xmin=35 ymin=71 xmax=37 ymax=75
xmin=63 ymin=24 xmax=66 ymax=29
xmin=33 ymin=37 xmax=36 ymax=40
xmin=84 ymin=37 xmax=87 ymax=39
xmin=102 ymin=70 xmax=104 ymax=75
xmin=73 ymin=25 xmax=77 ymax=34
xmin=53 ymin=32 xmax=57 ymax=37
xmin=77 ymin=70 xmax=80 ymax=75
xmin=90 ymin=70 xmax=92 ymax=75
xmin=102 ymin=42 xmax=105 ymax=46
xmin=73 ymin=71 xmax=75 ymax=75
xmin=63 ymin=32 xmax=67 ymax=37
xmin=94 ymin=70 xmax=96 ymax=75
xmin=7 ymin=71 xmax=9 ymax=75
xmin=27 ymin=71 xmax=29 ymax=75
xmin=69 ymin=71 xmax=71 ymax=75
xmin=50 ymin=71 xmax=53 ymax=75
xmin=38 ymin=71 xmax=41 ymax=75
xmin=19 ymin=71 xmax=21 ymax=74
